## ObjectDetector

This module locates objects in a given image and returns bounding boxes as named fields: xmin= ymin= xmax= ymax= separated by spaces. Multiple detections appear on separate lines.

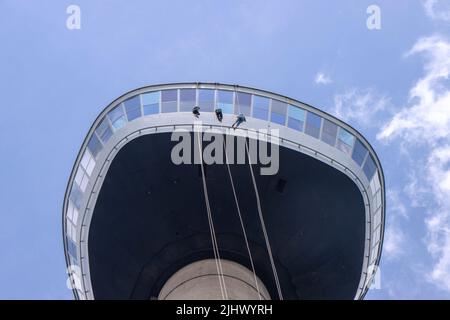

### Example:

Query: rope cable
xmin=223 ymin=137 xmax=263 ymax=300
xmin=196 ymin=130 xmax=228 ymax=300
xmin=235 ymin=87 xmax=284 ymax=300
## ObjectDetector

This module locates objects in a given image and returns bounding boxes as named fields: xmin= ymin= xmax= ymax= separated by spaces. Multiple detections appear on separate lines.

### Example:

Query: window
xmin=80 ymin=149 xmax=95 ymax=176
xmin=305 ymin=112 xmax=322 ymax=138
xmin=373 ymin=227 xmax=381 ymax=245
xmin=198 ymin=89 xmax=215 ymax=112
xmin=161 ymin=89 xmax=178 ymax=113
xmin=179 ymin=89 xmax=196 ymax=112
xmin=123 ymin=95 xmax=141 ymax=121
xmin=67 ymin=237 xmax=78 ymax=261
xmin=74 ymin=166 xmax=89 ymax=192
xmin=321 ymin=119 xmax=338 ymax=146
xmin=363 ymin=154 xmax=377 ymax=180
xmin=287 ymin=105 xmax=305 ymax=131
xmin=235 ymin=92 xmax=251 ymax=116
xmin=252 ymin=95 xmax=269 ymax=120
xmin=87 ymin=134 xmax=102 ymax=158
xmin=374 ymin=189 xmax=382 ymax=210
xmin=67 ymin=222 xmax=77 ymax=242
xmin=336 ymin=127 xmax=354 ymax=154
xmin=373 ymin=208 xmax=381 ymax=230
xmin=370 ymin=171 xmax=381 ymax=196
xmin=217 ymin=90 xmax=234 ymax=114
xmin=108 ymin=104 xmax=127 ymax=130
xmin=95 ymin=117 xmax=113 ymax=144
xmin=270 ymin=100 xmax=287 ymax=125
xmin=67 ymin=200 xmax=79 ymax=226
xmin=142 ymin=91 xmax=160 ymax=115
xmin=370 ymin=243 xmax=379 ymax=263
xmin=70 ymin=182 xmax=83 ymax=209
xmin=352 ymin=139 xmax=368 ymax=166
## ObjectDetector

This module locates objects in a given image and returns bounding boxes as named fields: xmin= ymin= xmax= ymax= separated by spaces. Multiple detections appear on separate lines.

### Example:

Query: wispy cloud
xmin=377 ymin=35 xmax=450 ymax=292
xmin=383 ymin=190 xmax=408 ymax=260
xmin=314 ymin=72 xmax=332 ymax=85
xmin=384 ymin=225 xmax=406 ymax=259
xmin=378 ymin=36 xmax=450 ymax=142
xmin=423 ymin=0 xmax=450 ymax=22
xmin=332 ymin=88 xmax=389 ymax=126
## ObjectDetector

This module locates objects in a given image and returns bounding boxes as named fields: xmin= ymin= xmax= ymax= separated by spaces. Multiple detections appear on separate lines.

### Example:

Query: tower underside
xmin=63 ymin=83 xmax=385 ymax=300
xmin=88 ymin=133 xmax=365 ymax=299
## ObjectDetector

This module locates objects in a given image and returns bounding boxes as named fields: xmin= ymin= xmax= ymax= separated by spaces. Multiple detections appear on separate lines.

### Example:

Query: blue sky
xmin=1 ymin=0 xmax=450 ymax=299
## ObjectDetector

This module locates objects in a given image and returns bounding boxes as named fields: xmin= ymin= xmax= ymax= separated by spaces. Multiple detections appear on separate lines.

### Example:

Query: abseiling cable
xmin=234 ymin=86 xmax=283 ymax=300
xmin=196 ymin=130 xmax=228 ymax=300
xmin=223 ymin=137 xmax=263 ymax=300
xmin=244 ymin=140 xmax=283 ymax=300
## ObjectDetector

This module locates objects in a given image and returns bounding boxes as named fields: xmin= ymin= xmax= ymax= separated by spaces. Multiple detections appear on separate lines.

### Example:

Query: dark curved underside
xmin=88 ymin=133 xmax=365 ymax=299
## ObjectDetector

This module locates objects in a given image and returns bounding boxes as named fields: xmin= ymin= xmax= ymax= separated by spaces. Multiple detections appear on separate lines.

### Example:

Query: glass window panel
xmin=67 ymin=223 xmax=77 ymax=242
xmin=179 ymin=89 xmax=196 ymax=112
xmin=123 ymin=96 xmax=141 ymax=121
xmin=363 ymin=154 xmax=377 ymax=180
xmin=271 ymin=100 xmax=287 ymax=125
xmin=74 ymin=168 xmax=88 ymax=193
xmin=321 ymin=119 xmax=338 ymax=146
xmin=85 ymin=156 xmax=95 ymax=176
xmin=95 ymin=117 xmax=113 ymax=143
xmin=79 ymin=173 xmax=88 ymax=192
xmin=67 ymin=238 xmax=78 ymax=261
xmin=142 ymin=91 xmax=160 ymax=115
xmin=70 ymin=182 xmax=83 ymax=209
xmin=336 ymin=127 xmax=355 ymax=154
xmin=271 ymin=113 xmax=285 ymax=125
xmin=67 ymin=200 xmax=79 ymax=225
xmin=217 ymin=90 xmax=234 ymax=114
xmin=67 ymin=200 xmax=75 ymax=221
xmin=235 ymin=92 xmax=251 ymax=116
xmin=252 ymin=95 xmax=269 ymax=120
xmin=373 ymin=209 xmax=381 ymax=230
xmin=352 ymin=139 xmax=368 ymax=166
xmin=108 ymin=105 xmax=127 ymax=130
xmin=271 ymin=100 xmax=287 ymax=114
xmin=198 ymin=89 xmax=215 ymax=112
xmin=287 ymin=105 xmax=305 ymax=131
xmin=87 ymin=134 xmax=102 ymax=158
xmin=161 ymin=89 xmax=177 ymax=113
xmin=375 ymin=190 xmax=382 ymax=210
xmin=370 ymin=244 xmax=379 ymax=263
xmin=373 ymin=227 xmax=381 ymax=244
xmin=142 ymin=91 xmax=159 ymax=105
xmin=338 ymin=127 xmax=354 ymax=145
xmin=162 ymin=89 xmax=177 ymax=102
xmin=74 ymin=167 xmax=84 ymax=187
xmin=288 ymin=105 xmax=305 ymax=121
xmin=80 ymin=150 xmax=94 ymax=176
xmin=372 ymin=171 xmax=381 ymax=192
xmin=305 ymin=112 xmax=322 ymax=138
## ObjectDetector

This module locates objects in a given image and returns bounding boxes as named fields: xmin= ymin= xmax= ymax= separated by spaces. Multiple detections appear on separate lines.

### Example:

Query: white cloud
xmin=314 ymin=72 xmax=332 ymax=85
xmin=388 ymin=190 xmax=408 ymax=219
xmin=378 ymin=36 xmax=450 ymax=142
xmin=383 ymin=190 xmax=409 ymax=260
xmin=332 ymin=88 xmax=389 ymax=126
xmin=384 ymin=225 xmax=406 ymax=259
xmin=423 ymin=0 xmax=450 ymax=22
xmin=377 ymin=35 xmax=450 ymax=292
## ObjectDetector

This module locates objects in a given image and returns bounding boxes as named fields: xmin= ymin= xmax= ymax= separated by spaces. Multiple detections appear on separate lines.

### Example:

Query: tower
xmin=63 ymin=83 xmax=385 ymax=299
